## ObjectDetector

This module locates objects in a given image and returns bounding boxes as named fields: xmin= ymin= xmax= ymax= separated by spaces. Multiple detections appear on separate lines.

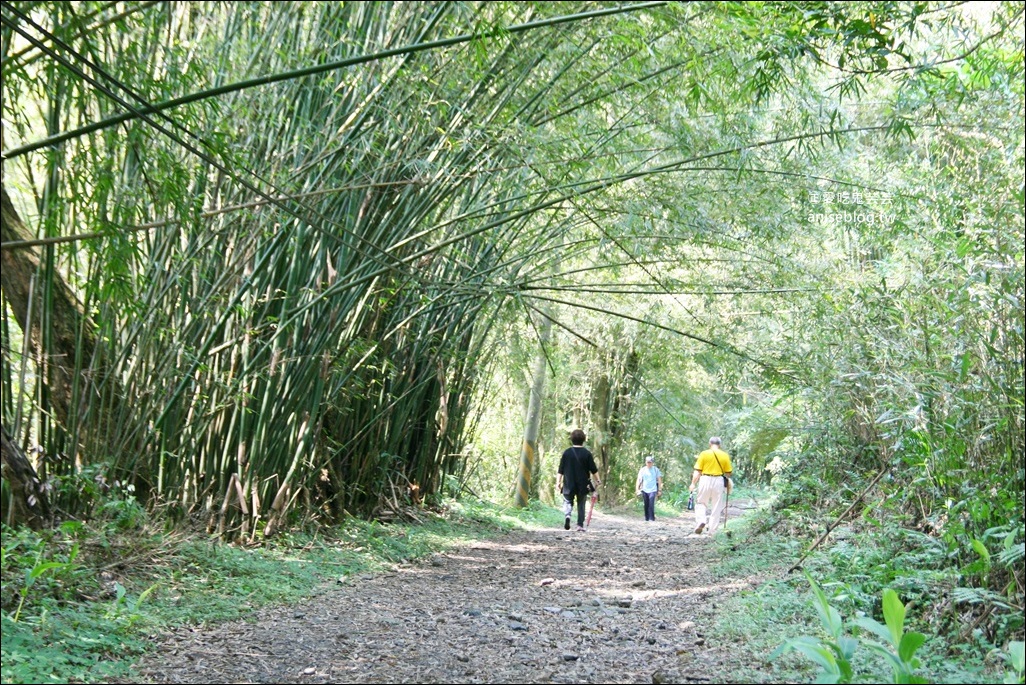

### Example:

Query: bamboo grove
xmin=1 ymin=2 xmax=1023 ymax=635
xmin=1 ymin=1 xmax=721 ymax=532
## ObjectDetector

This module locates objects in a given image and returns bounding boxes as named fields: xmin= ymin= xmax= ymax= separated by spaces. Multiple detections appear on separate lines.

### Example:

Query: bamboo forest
xmin=1 ymin=2 xmax=1023 ymax=683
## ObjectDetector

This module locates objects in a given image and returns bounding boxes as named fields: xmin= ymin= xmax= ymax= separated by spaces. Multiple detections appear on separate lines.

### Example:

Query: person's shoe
xmin=576 ymin=525 xmax=586 ymax=532
xmin=694 ymin=522 xmax=705 ymax=534
xmin=564 ymin=516 xmax=571 ymax=530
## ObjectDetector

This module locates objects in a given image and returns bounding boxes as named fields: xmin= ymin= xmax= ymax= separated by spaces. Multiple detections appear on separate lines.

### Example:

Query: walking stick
xmin=586 ymin=488 xmax=598 ymax=528
xmin=722 ymin=488 xmax=729 ymax=531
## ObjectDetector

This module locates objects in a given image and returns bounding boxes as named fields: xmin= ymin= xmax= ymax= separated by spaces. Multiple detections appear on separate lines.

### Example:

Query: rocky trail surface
xmin=130 ymin=500 xmax=765 ymax=684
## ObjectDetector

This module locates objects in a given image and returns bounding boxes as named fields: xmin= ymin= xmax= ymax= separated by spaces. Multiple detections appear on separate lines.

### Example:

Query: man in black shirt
xmin=556 ymin=429 xmax=600 ymax=531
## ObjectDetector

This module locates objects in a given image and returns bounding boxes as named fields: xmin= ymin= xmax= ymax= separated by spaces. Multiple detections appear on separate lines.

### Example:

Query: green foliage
xmin=1 ymin=522 xmax=88 ymax=622
xmin=1 ymin=520 xmax=148 ymax=684
xmin=96 ymin=490 xmax=148 ymax=533
xmin=723 ymin=404 xmax=792 ymax=485
xmin=1000 ymin=641 xmax=1025 ymax=684
xmin=799 ymin=503 xmax=1024 ymax=654
xmin=702 ymin=507 xmax=1000 ymax=684
xmin=1 ymin=611 xmax=144 ymax=684
xmin=772 ymin=574 xmax=859 ymax=684
xmin=774 ymin=576 xmax=929 ymax=684
xmin=105 ymin=581 xmax=159 ymax=629
xmin=852 ymin=589 xmax=929 ymax=684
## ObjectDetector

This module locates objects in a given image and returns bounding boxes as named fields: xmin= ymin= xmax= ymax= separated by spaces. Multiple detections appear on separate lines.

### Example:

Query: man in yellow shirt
xmin=688 ymin=437 xmax=733 ymax=534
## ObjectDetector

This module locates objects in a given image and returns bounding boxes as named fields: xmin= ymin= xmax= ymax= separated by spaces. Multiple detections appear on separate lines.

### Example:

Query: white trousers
xmin=695 ymin=475 xmax=726 ymax=533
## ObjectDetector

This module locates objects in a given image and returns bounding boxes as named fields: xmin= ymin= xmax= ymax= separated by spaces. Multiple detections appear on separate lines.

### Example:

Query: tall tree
xmin=515 ymin=310 xmax=551 ymax=507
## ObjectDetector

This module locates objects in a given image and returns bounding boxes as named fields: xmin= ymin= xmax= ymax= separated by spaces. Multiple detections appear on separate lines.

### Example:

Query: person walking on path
xmin=557 ymin=429 xmax=600 ymax=532
xmin=635 ymin=456 xmax=663 ymax=522
xmin=688 ymin=437 xmax=733 ymax=535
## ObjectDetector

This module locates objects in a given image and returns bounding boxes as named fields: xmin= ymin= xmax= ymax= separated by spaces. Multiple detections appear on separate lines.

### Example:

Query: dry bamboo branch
xmin=215 ymin=474 xmax=237 ymax=539
xmin=787 ymin=467 xmax=890 ymax=574
xmin=234 ymin=474 xmax=249 ymax=515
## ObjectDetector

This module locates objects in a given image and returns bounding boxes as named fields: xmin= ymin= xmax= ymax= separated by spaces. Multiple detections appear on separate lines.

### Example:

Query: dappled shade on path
xmin=131 ymin=504 xmax=760 ymax=684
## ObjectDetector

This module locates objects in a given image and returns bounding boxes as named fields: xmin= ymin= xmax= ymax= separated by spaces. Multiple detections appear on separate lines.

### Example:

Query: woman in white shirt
xmin=635 ymin=456 xmax=663 ymax=522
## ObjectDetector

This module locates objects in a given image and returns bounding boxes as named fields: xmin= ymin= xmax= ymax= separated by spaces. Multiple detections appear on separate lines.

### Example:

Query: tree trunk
xmin=1 ymin=424 xmax=52 ymax=528
xmin=591 ymin=364 xmax=612 ymax=498
xmin=515 ymin=311 xmax=552 ymax=507
xmin=1 ymin=185 xmax=96 ymax=429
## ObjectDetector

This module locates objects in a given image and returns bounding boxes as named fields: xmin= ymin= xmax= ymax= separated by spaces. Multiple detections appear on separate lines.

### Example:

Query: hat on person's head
xmin=645 ymin=456 xmax=654 ymax=462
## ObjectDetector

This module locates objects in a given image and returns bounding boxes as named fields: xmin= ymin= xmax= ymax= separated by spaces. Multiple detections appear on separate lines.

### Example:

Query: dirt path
xmin=130 ymin=501 xmax=761 ymax=684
